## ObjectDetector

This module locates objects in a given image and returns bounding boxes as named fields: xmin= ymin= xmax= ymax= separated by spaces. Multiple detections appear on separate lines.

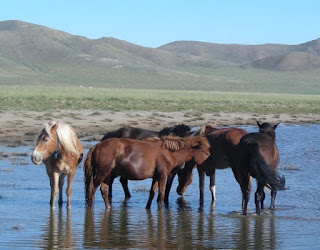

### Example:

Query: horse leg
xmin=88 ymin=174 xmax=106 ymax=209
xmin=157 ymin=175 xmax=167 ymax=210
xmin=66 ymin=170 xmax=75 ymax=209
xmin=197 ymin=166 xmax=205 ymax=206
xmin=270 ymin=189 xmax=277 ymax=210
xmin=58 ymin=173 xmax=66 ymax=207
xmin=240 ymin=175 xmax=251 ymax=215
xmin=209 ymin=170 xmax=216 ymax=202
xmin=255 ymin=182 xmax=264 ymax=215
xmin=100 ymin=181 xmax=111 ymax=209
xmin=146 ymin=178 xmax=158 ymax=209
xmin=164 ymin=171 xmax=177 ymax=205
xmin=50 ymin=172 xmax=59 ymax=209
xmin=108 ymin=175 xmax=114 ymax=199
xmin=120 ymin=177 xmax=131 ymax=198
xmin=261 ymin=188 xmax=266 ymax=210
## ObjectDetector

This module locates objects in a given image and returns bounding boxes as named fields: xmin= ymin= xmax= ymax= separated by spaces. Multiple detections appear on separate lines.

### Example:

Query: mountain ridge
xmin=1 ymin=20 xmax=320 ymax=72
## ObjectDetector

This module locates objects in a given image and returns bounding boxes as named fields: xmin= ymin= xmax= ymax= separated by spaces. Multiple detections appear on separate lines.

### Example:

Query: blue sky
xmin=1 ymin=1 xmax=319 ymax=48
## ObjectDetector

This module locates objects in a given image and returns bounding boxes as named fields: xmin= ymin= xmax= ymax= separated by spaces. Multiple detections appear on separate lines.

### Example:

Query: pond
xmin=0 ymin=124 xmax=319 ymax=249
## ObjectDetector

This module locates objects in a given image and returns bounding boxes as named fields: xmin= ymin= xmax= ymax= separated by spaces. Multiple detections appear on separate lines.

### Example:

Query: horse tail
xmin=84 ymin=146 xmax=96 ymax=207
xmin=248 ymin=144 xmax=285 ymax=190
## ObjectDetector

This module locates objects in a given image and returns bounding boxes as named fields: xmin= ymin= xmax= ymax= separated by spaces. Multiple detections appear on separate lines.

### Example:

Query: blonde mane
xmin=43 ymin=121 xmax=80 ymax=157
xmin=162 ymin=135 xmax=210 ymax=152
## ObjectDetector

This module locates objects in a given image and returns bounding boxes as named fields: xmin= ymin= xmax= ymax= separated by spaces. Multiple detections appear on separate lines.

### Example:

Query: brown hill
xmin=251 ymin=52 xmax=320 ymax=71
xmin=0 ymin=20 xmax=320 ymax=73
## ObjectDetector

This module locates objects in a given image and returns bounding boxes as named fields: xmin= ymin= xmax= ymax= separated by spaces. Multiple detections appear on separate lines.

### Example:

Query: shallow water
xmin=0 ymin=124 xmax=319 ymax=249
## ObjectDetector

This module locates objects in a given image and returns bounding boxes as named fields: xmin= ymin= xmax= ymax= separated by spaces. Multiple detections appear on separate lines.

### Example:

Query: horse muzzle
xmin=31 ymin=151 xmax=42 ymax=165
xmin=176 ymin=186 xmax=185 ymax=196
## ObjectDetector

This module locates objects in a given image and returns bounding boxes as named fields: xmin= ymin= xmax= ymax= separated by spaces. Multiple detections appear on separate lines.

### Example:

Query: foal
xmin=31 ymin=121 xmax=83 ymax=209
xmin=84 ymin=136 xmax=210 ymax=210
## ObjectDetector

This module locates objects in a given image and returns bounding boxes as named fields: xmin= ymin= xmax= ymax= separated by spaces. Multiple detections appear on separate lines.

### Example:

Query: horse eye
xmin=44 ymin=138 xmax=49 ymax=142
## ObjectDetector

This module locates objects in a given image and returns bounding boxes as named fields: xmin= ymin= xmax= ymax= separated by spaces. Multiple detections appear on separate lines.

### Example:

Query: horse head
xmin=31 ymin=121 xmax=59 ymax=165
xmin=31 ymin=121 xmax=80 ymax=165
xmin=176 ymin=161 xmax=194 ymax=195
xmin=257 ymin=121 xmax=279 ymax=139
xmin=191 ymin=136 xmax=211 ymax=165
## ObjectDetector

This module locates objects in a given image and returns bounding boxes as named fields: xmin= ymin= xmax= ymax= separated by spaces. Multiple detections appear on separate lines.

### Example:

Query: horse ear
xmin=273 ymin=123 xmax=279 ymax=130
xmin=256 ymin=121 xmax=261 ymax=128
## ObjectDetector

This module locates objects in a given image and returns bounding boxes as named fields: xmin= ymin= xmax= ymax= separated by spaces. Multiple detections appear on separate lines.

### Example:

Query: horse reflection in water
xmin=82 ymin=199 xmax=277 ymax=249
xmin=101 ymin=124 xmax=191 ymax=199
xmin=31 ymin=121 xmax=83 ymax=209
xmin=84 ymin=135 xmax=210 ymax=209
xmin=176 ymin=122 xmax=285 ymax=215
xmin=38 ymin=210 xmax=73 ymax=249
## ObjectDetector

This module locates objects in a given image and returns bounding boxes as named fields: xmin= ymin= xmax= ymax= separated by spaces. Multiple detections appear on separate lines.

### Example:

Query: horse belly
xmin=115 ymin=161 xmax=154 ymax=180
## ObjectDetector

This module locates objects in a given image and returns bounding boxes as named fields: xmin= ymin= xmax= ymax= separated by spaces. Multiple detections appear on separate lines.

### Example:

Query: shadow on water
xmin=1 ymin=124 xmax=320 ymax=248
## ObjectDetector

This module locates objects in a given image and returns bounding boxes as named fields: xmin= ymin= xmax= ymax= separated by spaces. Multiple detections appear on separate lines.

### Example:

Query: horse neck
xmin=170 ymin=149 xmax=194 ymax=166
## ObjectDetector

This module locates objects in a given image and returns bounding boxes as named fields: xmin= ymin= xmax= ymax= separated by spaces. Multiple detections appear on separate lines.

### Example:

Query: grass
xmin=0 ymin=85 xmax=319 ymax=115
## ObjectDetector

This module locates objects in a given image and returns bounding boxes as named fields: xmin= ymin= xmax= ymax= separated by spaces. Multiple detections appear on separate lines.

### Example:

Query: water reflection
xmin=80 ymin=198 xmax=278 ymax=249
xmin=38 ymin=209 xmax=74 ymax=249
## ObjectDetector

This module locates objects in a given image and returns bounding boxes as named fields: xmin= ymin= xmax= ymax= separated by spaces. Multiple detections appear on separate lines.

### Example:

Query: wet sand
xmin=0 ymin=110 xmax=319 ymax=146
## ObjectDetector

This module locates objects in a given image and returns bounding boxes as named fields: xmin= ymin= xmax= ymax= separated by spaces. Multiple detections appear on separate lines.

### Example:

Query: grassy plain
xmin=1 ymin=85 xmax=319 ymax=115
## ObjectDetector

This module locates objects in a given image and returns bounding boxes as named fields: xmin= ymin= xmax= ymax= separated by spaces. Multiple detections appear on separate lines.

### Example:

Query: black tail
xmin=248 ymin=144 xmax=285 ymax=190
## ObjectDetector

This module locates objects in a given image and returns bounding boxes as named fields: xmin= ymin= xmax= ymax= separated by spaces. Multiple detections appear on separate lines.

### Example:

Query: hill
xmin=0 ymin=20 xmax=320 ymax=94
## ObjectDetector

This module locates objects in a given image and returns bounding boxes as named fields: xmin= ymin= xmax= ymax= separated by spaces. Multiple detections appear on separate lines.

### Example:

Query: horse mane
xmin=162 ymin=135 xmax=210 ymax=152
xmin=159 ymin=124 xmax=191 ymax=137
xmin=44 ymin=121 xmax=80 ymax=157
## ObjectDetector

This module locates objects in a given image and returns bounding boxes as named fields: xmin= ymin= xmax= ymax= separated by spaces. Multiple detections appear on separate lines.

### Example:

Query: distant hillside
xmin=159 ymin=40 xmax=320 ymax=71
xmin=0 ymin=20 xmax=320 ymax=94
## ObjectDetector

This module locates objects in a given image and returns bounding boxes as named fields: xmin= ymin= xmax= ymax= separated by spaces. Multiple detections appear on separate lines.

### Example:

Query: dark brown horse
xmin=84 ymin=135 xmax=210 ymax=210
xmin=250 ymin=121 xmax=283 ymax=214
xmin=101 ymin=124 xmax=191 ymax=198
xmin=175 ymin=125 xmax=247 ymax=204
xmin=31 ymin=121 xmax=83 ymax=209
xmin=231 ymin=122 xmax=285 ymax=215
xmin=176 ymin=122 xmax=285 ymax=215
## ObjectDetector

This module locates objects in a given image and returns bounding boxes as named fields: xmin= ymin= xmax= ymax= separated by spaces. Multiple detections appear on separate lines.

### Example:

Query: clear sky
xmin=1 ymin=0 xmax=319 ymax=48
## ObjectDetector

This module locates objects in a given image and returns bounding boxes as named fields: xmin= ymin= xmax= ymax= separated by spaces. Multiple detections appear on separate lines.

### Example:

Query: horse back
xmin=94 ymin=138 xmax=161 ymax=179
xmin=102 ymin=126 xmax=159 ymax=141
xmin=241 ymin=132 xmax=279 ymax=169
xmin=202 ymin=128 xmax=246 ymax=171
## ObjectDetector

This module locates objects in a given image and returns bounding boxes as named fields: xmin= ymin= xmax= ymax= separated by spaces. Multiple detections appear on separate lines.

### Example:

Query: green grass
xmin=1 ymin=85 xmax=319 ymax=114
xmin=1 ymin=65 xmax=320 ymax=95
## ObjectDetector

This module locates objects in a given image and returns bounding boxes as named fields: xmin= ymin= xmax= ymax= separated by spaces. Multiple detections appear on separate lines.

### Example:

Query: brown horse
xmin=101 ymin=124 xmax=191 ymax=199
xmin=31 ymin=121 xmax=83 ymax=209
xmin=176 ymin=122 xmax=285 ymax=215
xmin=84 ymin=135 xmax=210 ymax=210
xmin=175 ymin=125 xmax=247 ymax=204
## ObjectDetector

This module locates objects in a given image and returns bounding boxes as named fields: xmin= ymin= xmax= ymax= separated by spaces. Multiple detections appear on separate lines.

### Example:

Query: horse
xmin=249 ymin=121 xmax=283 ymax=215
xmin=101 ymin=124 xmax=191 ymax=199
xmin=175 ymin=125 xmax=247 ymax=204
xmin=84 ymin=135 xmax=210 ymax=210
xmin=31 ymin=121 xmax=83 ymax=209
xmin=176 ymin=122 xmax=285 ymax=215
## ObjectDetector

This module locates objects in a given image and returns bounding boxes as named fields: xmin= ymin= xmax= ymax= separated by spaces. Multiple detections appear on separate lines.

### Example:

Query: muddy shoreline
xmin=0 ymin=110 xmax=319 ymax=146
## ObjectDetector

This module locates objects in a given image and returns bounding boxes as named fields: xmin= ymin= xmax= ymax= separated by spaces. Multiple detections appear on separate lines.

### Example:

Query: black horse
xmin=101 ymin=124 xmax=191 ymax=199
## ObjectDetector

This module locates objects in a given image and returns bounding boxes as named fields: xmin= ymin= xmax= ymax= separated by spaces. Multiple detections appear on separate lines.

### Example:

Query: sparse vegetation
xmin=0 ymin=85 xmax=319 ymax=115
